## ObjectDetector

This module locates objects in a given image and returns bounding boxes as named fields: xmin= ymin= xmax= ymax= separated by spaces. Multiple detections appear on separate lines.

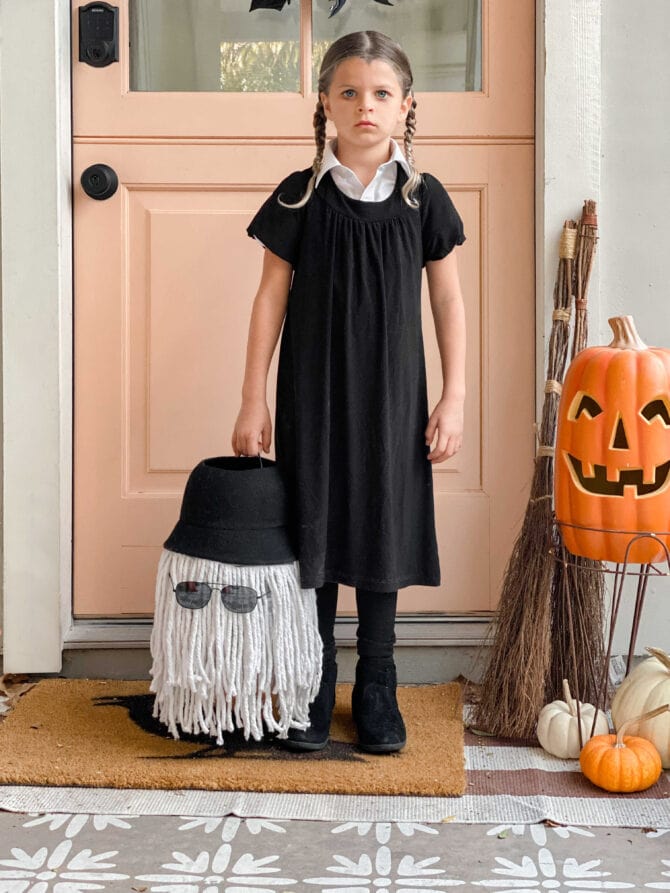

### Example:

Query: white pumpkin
xmin=611 ymin=646 xmax=670 ymax=768
xmin=536 ymin=679 xmax=609 ymax=759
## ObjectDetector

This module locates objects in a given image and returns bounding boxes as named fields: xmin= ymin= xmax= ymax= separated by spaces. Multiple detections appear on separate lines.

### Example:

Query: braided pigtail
xmin=278 ymin=100 xmax=327 ymax=209
xmin=401 ymin=97 xmax=422 ymax=209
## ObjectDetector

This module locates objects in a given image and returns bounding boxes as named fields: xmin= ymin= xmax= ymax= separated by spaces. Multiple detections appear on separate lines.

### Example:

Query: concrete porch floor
xmin=0 ymin=810 xmax=667 ymax=889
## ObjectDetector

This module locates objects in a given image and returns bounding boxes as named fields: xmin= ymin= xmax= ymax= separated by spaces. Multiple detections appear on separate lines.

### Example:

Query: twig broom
xmin=473 ymin=220 xmax=578 ymax=738
xmin=548 ymin=200 xmax=606 ymax=707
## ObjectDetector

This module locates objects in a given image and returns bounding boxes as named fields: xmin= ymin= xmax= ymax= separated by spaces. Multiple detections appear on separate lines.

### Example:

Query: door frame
xmin=0 ymin=0 xmax=600 ymax=671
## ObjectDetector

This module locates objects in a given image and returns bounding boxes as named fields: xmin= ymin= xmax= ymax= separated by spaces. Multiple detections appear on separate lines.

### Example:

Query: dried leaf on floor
xmin=466 ymin=725 xmax=497 ymax=737
xmin=0 ymin=673 xmax=36 ymax=701
xmin=0 ymin=674 xmax=37 ymax=717
xmin=454 ymin=673 xmax=482 ymax=705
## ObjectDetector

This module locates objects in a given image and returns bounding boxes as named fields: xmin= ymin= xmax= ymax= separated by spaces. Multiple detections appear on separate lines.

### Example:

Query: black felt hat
xmin=163 ymin=456 xmax=296 ymax=565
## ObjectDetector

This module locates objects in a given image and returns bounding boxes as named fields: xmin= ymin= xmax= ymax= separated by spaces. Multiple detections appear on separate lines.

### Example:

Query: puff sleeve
xmin=246 ymin=169 xmax=311 ymax=266
xmin=419 ymin=173 xmax=466 ymax=266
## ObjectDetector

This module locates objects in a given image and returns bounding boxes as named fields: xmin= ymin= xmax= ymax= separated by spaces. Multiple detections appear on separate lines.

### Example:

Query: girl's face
xmin=320 ymin=57 xmax=412 ymax=151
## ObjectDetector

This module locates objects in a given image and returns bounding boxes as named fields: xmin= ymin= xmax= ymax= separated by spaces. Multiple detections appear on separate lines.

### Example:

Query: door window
xmin=129 ymin=0 xmax=481 ymax=93
xmin=129 ymin=0 xmax=301 ymax=92
xmin=312 ymin=0 xmax=481 ymax=92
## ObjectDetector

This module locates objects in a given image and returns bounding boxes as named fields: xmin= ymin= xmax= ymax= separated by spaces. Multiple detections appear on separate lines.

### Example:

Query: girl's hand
xmin=425 ymin=398 xmax=464 ymax=463
xmin=232 ymin=399 xmax=272 ymax=457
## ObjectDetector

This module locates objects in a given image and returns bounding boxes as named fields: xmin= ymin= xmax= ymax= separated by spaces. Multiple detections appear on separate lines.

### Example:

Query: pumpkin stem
xmin=645 ymin=646 xmax=670 ymax=672
xmin=607 ymin=316 xmax=648 ymax=350
xmin=615 ymin=703 xmax=670 ymax=748
xmin=562 ymin=678 xmax=576 ymax=715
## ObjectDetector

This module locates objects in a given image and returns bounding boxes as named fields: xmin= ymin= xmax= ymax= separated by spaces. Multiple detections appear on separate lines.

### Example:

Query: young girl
xmin=232 ymin=30 xmax=466 ymax=754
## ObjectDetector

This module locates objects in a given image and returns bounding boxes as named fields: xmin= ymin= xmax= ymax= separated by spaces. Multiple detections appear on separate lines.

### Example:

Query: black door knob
xmin=81 ymin=164 xmax=118 ymax=200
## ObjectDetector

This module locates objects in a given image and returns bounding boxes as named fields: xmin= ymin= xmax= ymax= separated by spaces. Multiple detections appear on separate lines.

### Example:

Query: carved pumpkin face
xmin=555 ymin=316 xmax=670 ymax=564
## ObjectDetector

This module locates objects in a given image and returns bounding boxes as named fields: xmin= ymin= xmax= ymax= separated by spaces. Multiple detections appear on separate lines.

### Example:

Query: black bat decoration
xmin=250 ymin=0 xmax=392 ymax=16
xmin=329 ymin=0 xmax=393 ymax=16
xmin=249 ymin=0 xmax=291 ymax=11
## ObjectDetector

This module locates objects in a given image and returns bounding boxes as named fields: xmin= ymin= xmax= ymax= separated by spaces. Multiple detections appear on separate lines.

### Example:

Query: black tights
xmin=315 ymin=581 xmax=397 ymax=664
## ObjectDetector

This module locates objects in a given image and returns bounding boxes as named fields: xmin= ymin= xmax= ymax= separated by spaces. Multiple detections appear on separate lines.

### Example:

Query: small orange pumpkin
xmin=579 ymin=704 xmax=670 ymax=792
xmin=555 ymin=315 xmax=670 ymax=564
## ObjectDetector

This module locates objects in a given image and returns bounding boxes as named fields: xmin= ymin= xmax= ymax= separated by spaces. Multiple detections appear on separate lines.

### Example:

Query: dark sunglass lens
xmin=175 ymin=581 xmax=212 ymax=609
xmin=221 ymin=585 xmax=259 ymax=614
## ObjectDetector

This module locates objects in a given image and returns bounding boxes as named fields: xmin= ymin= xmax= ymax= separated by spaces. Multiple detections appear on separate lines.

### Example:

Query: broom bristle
xmin=548 ymin=539 xmax=606 ymax=707
xmin=473 ymin=460 xmax=554 ymax=738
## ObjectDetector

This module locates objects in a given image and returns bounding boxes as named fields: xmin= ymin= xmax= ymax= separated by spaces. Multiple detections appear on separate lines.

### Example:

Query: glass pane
xmin=312 ymin=0 xmax=481 ymax=92
xmin=129 ymin=0 xmax=300 ymax=92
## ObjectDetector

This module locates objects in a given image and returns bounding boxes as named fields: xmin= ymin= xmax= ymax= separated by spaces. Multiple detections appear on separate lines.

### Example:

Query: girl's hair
xmin=279 ymin=30 xmax=421 ymax=210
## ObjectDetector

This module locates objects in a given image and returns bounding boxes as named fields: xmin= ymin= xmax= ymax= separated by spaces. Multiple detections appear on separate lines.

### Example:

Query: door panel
xmin=72 ymin=0 xmax=534 ymax=618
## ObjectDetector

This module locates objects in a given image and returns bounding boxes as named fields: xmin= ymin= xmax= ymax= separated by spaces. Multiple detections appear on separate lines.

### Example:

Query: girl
xmin=232 ymin=30 xmax=466 ymax=754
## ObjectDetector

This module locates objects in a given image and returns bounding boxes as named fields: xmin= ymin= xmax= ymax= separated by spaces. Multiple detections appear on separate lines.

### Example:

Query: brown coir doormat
xmin=0 ymin=679 xmax=465 ymax=797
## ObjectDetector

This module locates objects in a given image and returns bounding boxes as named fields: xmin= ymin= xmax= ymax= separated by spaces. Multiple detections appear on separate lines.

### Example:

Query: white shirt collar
xmin=315 ymin=138 xmax=411 ymax=189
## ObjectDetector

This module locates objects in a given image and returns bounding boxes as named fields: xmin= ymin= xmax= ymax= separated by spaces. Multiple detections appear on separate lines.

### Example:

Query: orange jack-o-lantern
xmin=555 ymin=316 xmax=670 ymax=564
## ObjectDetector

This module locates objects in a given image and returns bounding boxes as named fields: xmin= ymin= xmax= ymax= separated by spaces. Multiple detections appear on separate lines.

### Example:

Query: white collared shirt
xmin=252 ymin=139 xmax=410 ymax=250
xmin=316 ymin=138 xmax=411 ymax=201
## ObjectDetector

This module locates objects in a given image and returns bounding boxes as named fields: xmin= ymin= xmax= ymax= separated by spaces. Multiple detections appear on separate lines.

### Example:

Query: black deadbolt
xmin=79 ymin=2 xmax=119 ymax=68
xmin=81 ymin=164 xmax=118 ymax=200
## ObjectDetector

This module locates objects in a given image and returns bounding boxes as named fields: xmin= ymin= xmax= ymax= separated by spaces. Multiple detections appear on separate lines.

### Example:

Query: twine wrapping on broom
xmin=473 ymin=219 xmax=579 ymax=739
xmin=571 ymin=203 xmax=599 ymax=359
xmin=150 ymin=549 xmax=323 ymax=745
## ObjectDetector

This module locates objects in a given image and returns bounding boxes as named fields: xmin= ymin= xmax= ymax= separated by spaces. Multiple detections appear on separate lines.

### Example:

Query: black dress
xmin=247 ymin=164 xmax=466 ymax=593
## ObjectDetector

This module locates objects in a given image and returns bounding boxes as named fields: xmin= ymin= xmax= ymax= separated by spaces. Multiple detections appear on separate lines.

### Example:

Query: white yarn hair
xmin=149 ymin=548 xmax=323 ymax=745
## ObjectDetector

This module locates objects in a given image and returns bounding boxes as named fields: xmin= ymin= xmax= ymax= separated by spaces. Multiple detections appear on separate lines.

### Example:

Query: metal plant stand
xmin=552 ymin=517 xmax=670 ymax=746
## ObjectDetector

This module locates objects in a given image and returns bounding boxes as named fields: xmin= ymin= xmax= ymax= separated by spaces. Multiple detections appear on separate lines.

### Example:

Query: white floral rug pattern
xmin=0 ymin=812 xmax=668 ymax=891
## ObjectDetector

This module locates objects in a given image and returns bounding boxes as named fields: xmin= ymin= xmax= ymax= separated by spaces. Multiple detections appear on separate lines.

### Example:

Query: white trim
xmin=535 ymin=0 xmax=602 ymax=416
xmin=0 ymin=0 xmax=73 ymax=671
xmin=62 ymin=616 xmax=494 ymax=650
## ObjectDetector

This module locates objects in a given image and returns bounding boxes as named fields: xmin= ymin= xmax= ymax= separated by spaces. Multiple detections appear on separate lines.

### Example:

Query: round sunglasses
xmin=169 ymin=572 xmax=270 ymax=614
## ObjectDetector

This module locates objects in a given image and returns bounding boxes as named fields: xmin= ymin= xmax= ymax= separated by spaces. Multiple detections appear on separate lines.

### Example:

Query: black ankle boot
xmin=282 ymin=651 xmax=338 ymax=751
xmin=351 ymin=658 xmax=406 ymax=753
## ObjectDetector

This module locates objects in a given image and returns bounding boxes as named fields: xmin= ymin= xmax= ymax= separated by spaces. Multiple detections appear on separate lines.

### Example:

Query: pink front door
xmin=72 ymin=0 xmax=535 ymax=618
